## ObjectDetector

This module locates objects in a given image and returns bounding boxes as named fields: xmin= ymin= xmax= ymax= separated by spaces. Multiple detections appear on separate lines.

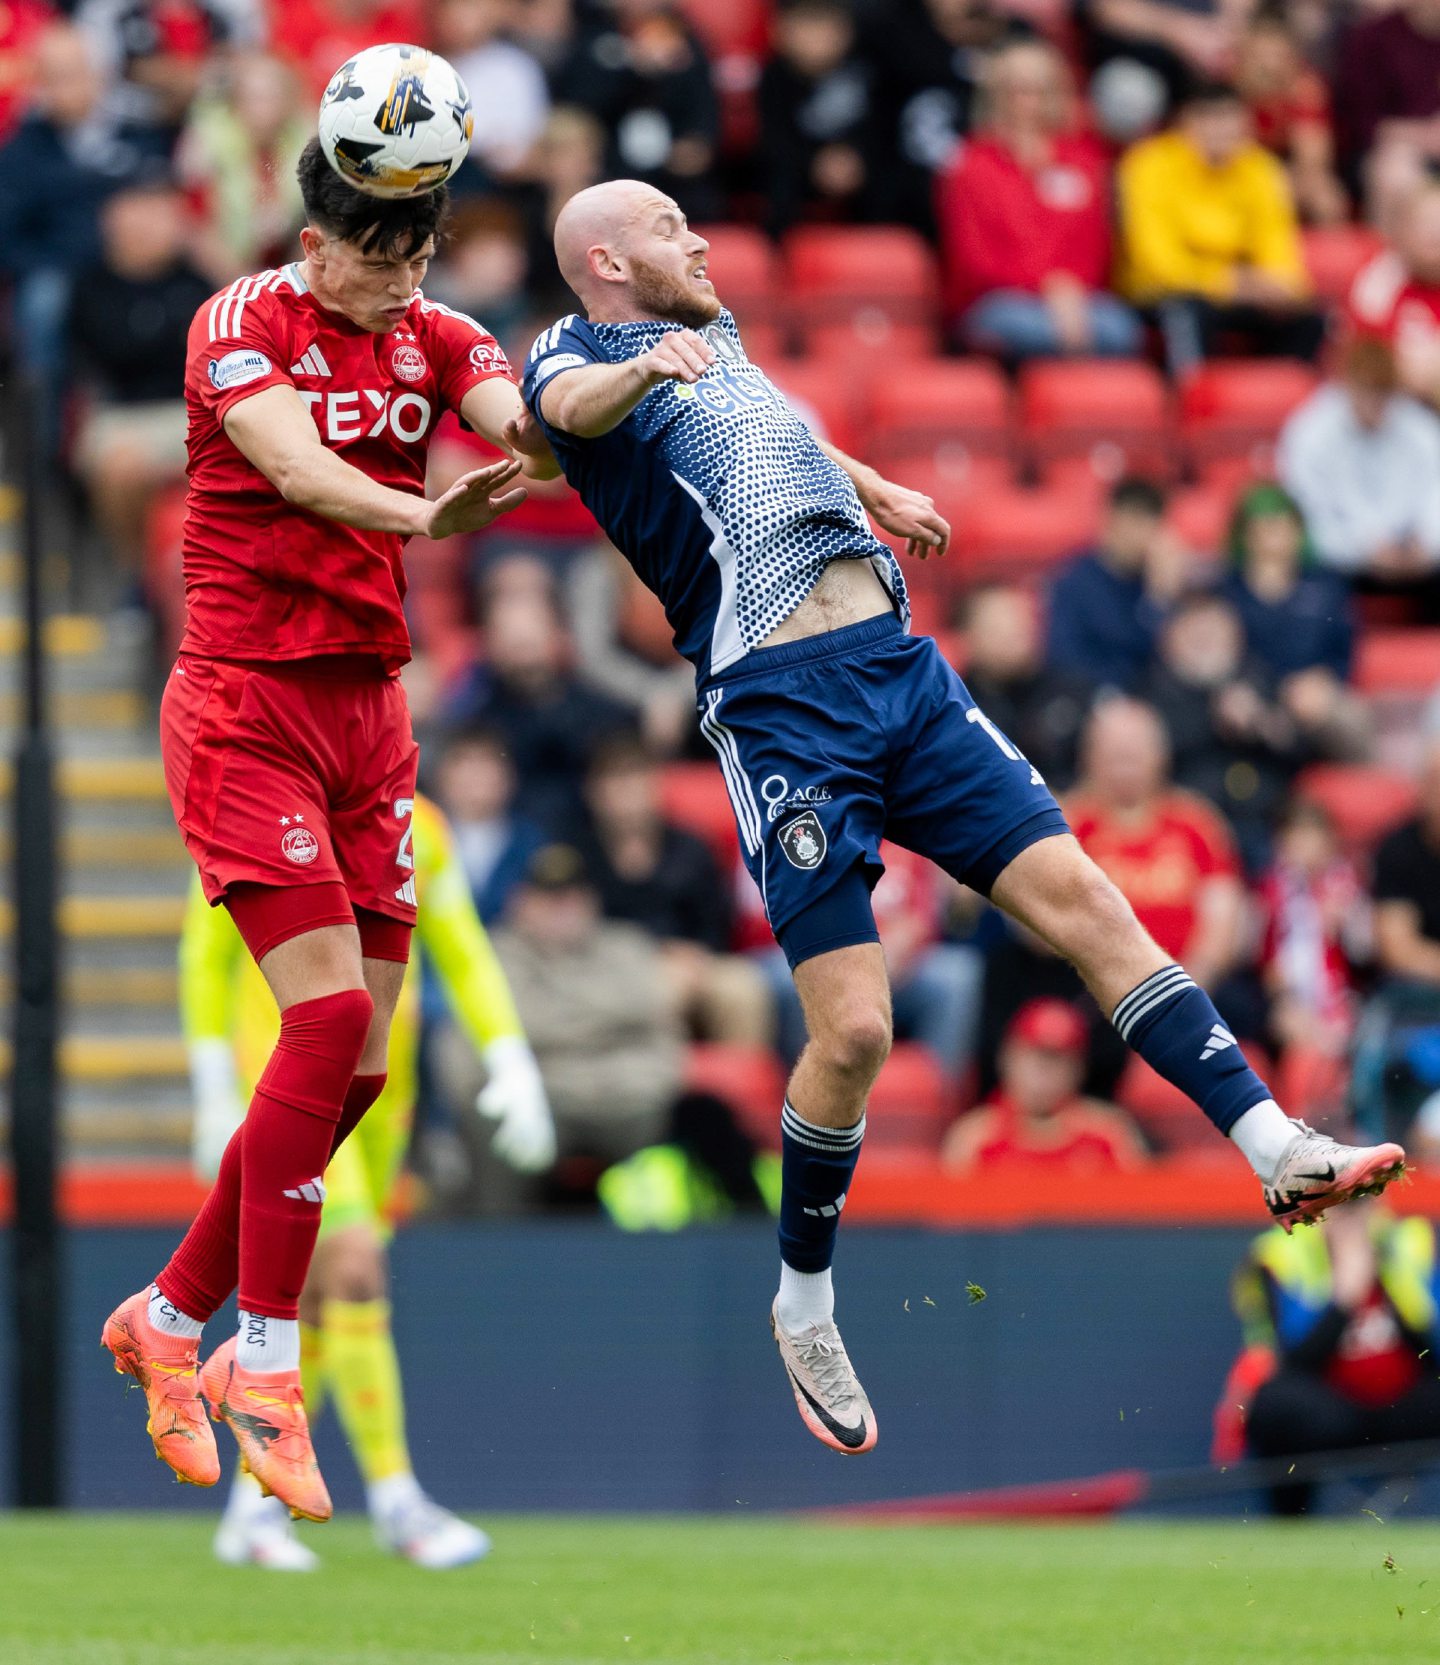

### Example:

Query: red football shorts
xmin=160 ymin=655 xmax=420 ymax=927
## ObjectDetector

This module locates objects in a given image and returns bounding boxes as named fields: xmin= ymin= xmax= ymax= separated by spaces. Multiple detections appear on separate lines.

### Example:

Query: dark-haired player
xmin=101 ymin=138 xmax=556 ymax=1521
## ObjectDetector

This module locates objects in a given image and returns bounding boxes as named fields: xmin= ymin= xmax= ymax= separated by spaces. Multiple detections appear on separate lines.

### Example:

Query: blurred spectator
xmin=176 ymin=52 xmax=308 ymax=283
xmin=1347 ymin=184 xmax=1440 ymax=407
xmin=579 ymin=734 xmax=773 ymax=1046
xmin=938 ymin=38 xmax=1141 ymax=360
xmin=1142 ymin=589 xmax=1305 ymax=871
xmin=1067 ymin=697 xmax=1245 ymax=988
xmin=429 ymin=0 xmax=550 ymax=182
xmin=68 ymin=172 xmax=210 ymax=593
xmin=1221 ymin=483 xmax=1368 ymax=760
xmin=491 ymin=843 xmax=684 ymax=1162
xmin=1333 ymin=0 xmax=1440 ymax=221
xmin=444 ymin=575 xmax=638 ymax=835
xmin=757 ymin=0 xmax=880 ymax=236
xmin=865 ymin=0 xmax=1022 ymax=234
xmin=1353 ymin=738 xmax=1440 ymax=1143
xmin=0 ymin=22 xmax=143 ymax=432
xmin=943 ymin=998 xmax=1145 ymax=1170
xmin=76 ymin=0 xmax=258 ymax=154
xmin=1257 ymin=797 xmax=1369 ymax=1058
xmin=424 ymin=198 xmax=529 ymax=343
xmin=0 ymin=0 xmax=53 ymax=147
xmin=959 ymin=584 xmax=1093 ymax=790
xmin=1085 ymin=0 xmax=1237 ymax=119
xmin=267 ymin=0 xmax=424 ymax=99
xmin=749 ymin=841 xmax=983 ymax=1080
xmin=1231 ymin=1199 xmax=1440 ymax=1515
xmin=554 ymin=0 xmax=719 ymax=219
xmin=516 ymin=106 xmax=606 ymax=286
xmin=566 ymin=544 xmax=695 ymax=757
xmin=1278 ymin=335 xmax=1440 ymax=601
xmin=432 ymin=726 xmax=547 ymax=924
xmin=1045 ymin=477 xmax=1182 ymax=693
xmin=1233 ymin=9 xmax=1346 ymax=226
xmin=1117 ymin=80 xmax=1320 ymax=375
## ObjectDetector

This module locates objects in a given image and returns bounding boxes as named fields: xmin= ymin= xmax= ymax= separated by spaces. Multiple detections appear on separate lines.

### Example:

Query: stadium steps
xmin=0 ymin=518 xmax=193 ymax=1158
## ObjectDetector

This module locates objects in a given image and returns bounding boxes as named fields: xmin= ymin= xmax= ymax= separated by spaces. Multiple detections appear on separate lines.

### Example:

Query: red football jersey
xmin=1346 ymin=248 xmax=1440 ymax=353
xmin=182 ymin=262 xmax=513 ymax=670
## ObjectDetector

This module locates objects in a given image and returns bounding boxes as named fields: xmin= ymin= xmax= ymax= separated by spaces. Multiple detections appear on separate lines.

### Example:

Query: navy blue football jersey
xmin=522 ymin=308 xmax=908 ymax=680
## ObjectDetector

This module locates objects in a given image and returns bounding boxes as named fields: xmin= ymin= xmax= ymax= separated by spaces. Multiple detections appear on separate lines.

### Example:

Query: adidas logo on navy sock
xmin=1200 ymin=1024 xmax=1237 ymax=1061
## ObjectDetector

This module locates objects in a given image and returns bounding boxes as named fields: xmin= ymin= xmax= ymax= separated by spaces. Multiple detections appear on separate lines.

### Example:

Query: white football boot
xmin=1263 ymin=1122 xmax=1406 ymax=1232
xmin=372 ymin=1482 xmax=492 ymax=1569
xmin=214 ymin=1471 xmax=319 ymax=1571
xmin=770 ymin=1299 xmax=877 ymax=1454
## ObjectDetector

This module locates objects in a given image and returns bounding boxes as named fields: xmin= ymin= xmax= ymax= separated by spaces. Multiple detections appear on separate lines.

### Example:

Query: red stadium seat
xmin=1302 ymin=224 xmax=1385 ymax=306
xmin=879 ymin=446 xmax=1018 ymax=505
xmin=1019 ymin=360 xmax=1176 ymax=484
xmin=768 ymin=360 xmax=864 ymax=454
xmin=1296 ymin=763 xmax=1419 ymax=851
xmin=784 ymin=226 xmax=941 ymax=355
xmin=867 ymin=358 xmax=1014 ymax=466
xmin=659 ymin=762 xmax=740 ymax=869
xmin=685 ymin=1043 xmax=788 ymax=1150
xmin=733 ymin=316 xmax=790 ymax=367
xmin=803 ymin=316 xmax=943 ymax=360
xmin=863 ymin=1042 xmax=951 ymax=1151
xmin=690 ymin=223 xmax=779 ymax=318
xmin=1166 ymin=484 xmax=1232 ymax=560
xmin=952 ymin=487 xmax=1102 ymax=578
xmin=1353 ymin=629 xmax=1440 ymax=696
xmin=1179 ymin=361 xmax=1319 ymax=478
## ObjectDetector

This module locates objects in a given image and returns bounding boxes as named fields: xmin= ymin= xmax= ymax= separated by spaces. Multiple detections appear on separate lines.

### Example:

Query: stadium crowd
xmin=13 ymin=0 xmax=1440 ymax=1211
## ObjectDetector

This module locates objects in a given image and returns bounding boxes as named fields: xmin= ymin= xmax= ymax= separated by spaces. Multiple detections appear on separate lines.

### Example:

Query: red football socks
xmin=157 ymin=989 xmax=374 ymax=1323
xmin=332 ymin=1072 xmax=387 ymax=1160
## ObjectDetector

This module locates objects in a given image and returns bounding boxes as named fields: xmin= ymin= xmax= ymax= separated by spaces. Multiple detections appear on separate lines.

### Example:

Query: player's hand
xmin=476 ymin=1037 xmax=557 ymax=1174
xmin=638 ymin=329 xmax=716 ymax=387
xmin=864 ymin=477 xmax=950 ymax=560
xmin=500 ymin=410 xmax=561 ymax=480
xmin=426 ymin=457 xmax=528 ymax=539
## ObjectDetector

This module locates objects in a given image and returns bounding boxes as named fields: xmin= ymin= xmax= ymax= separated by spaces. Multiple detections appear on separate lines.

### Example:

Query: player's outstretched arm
xmin=223 ymin=384 xmax=526 ymax=539
xmin=460 ymin=377 xmax=562 ymax=480
xmin=537 ymin=328 xmax=717 ymax=438
xmin=817 ymin=439 xmax=951 ymax=560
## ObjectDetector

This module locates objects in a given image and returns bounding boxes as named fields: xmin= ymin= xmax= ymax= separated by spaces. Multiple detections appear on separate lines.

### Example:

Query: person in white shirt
xmin=1279 ymin=334 xmax=1440 ymax=587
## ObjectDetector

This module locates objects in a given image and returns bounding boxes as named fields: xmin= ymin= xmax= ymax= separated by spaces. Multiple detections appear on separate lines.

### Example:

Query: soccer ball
xmin=318 ymin=43 xmax=474 ymax=199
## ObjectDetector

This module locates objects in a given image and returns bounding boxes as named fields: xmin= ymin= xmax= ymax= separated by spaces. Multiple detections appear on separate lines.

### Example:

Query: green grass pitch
xmin=2 ymin=1512 xmax=1439 ymax=1664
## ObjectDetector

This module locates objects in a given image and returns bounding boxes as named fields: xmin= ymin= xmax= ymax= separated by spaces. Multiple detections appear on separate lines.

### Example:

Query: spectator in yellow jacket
xmin=1118 ymin=80 xmax=1322 ymax=373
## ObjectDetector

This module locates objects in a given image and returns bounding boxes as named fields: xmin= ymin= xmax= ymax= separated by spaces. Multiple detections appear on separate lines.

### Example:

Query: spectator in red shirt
xmin=943 ymin=998 xmax=1146 ymax=1171
xmin=1233 ymin=10 xmax=1346 ymax=226
xmin=936 ymin=37 xmax=1142 ymax=359
xmin=1066 ymin=696 xmax=1246 ymax=988
xmin=1257 ymin=797 xmax=1370 ymax=1058
xmin=1334 ymin=0 xmax=1440 ymax=223
xmin=1348 ymin=183 xmax=1440 ymax=409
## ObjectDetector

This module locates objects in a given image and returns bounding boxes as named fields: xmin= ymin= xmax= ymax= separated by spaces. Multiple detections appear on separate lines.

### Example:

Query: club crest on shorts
xmin=281 ymin=825 xmax=319 ymax=865
xmin=778 ymin=809 xmax=826 ymax=870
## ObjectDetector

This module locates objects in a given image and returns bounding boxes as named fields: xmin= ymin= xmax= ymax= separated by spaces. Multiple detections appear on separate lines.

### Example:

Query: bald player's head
xmin=553 ymin=181 xmax=721 ymax=327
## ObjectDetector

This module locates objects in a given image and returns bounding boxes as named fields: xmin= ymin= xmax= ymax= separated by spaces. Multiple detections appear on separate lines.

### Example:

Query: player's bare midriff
xmin=758 ymin=556 xmax=893 ymax=649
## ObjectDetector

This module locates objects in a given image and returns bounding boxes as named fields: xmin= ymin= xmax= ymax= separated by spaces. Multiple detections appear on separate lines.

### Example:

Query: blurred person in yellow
xmin=1118 ymin=80 xmax=1322 ymax=373
xmin=180 ymin=793 xmax=554 ymax=1570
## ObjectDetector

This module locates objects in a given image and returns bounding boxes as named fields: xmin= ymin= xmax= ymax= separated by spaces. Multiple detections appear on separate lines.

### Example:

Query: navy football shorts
xmin=697 ymin=611 xmax=1071 ymax=969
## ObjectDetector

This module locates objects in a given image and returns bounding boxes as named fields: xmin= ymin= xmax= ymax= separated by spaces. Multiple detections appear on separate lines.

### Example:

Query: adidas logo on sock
xmin=1200 ymin=1024 xmax=1237 ymax=1061
xmin=804 ymin=1192 xmax=847 ymax=1219
xmin=289 ymin=345 xmax=332 ymax=378
xmin=283 ymin=1177 xmax=327 ymax=1203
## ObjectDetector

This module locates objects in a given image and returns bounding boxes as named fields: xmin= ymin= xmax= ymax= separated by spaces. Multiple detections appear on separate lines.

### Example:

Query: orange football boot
xmin=200 ymin=1337 xmax=333 ymax=1523
xmin=101 ymin=1288 xmax=220 ymax=1487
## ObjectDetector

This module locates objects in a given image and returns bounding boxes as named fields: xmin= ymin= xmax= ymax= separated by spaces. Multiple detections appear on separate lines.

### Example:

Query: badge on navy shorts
xmin=778 ymin=810 xmax=826 ymax=870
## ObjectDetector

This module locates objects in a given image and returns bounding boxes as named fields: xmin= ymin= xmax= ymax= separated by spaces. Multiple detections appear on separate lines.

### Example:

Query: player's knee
xmin=282 ymin=984 xmax=374 ymax=1069
xmin=816 ymin=1000 xmax=892 ymax=1084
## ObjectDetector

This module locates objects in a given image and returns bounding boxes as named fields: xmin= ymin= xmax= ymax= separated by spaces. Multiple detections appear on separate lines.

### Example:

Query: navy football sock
xmin=1111 ymin=966 xmax=1270 ymax=1136
xmin=778 ymin=1100 xmax=864 ymax=1272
